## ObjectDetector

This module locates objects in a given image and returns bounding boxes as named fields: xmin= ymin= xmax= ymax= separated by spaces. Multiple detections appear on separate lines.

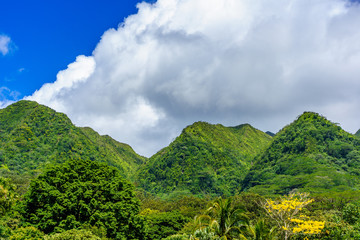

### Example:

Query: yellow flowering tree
xmin=263 ymin=192 xmax=324 ymax=240
xmin=291 ymin=217 xmax=325 ymax=235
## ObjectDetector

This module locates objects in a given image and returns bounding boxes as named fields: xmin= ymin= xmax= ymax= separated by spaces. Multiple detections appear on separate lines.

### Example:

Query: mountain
xmin=242 ymin=112 xmax=360 ymax=195
xmin=0 ymin=100 xmax=145 ymax=179
xmin=356 ymin=129 xmax=360 ymax=137
xmin=265 ymin=131 xmax=275 ymax=137
xmin=137 ymin=122 xmax=272 ymax=197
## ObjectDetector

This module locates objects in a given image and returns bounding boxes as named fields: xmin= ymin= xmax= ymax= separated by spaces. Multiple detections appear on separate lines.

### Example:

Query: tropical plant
xmin=239 ymin=219 xmax=277 ymax=240
xmin=197 ymin=197 xmax=248 ymax=239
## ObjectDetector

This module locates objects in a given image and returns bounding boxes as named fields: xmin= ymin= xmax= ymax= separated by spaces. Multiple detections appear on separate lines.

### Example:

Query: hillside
xmin=242 ymin=112 xmax=360 ymax=195
xmin=137 ymin=122 xmax=272 ymax=197
xmin=0 ymin=100 xmax=145 ymax=179
xmin=356 ymin=129 xmax=360 ymax=137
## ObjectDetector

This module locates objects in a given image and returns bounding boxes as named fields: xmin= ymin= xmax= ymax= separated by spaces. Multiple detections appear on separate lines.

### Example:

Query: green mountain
xmin=242 ymin=112 xmax=360 ymax=195
xmin=0 ymin=100 xmax=145 ymax=179
xmin=265 ymin=131 xmax=275 ymax=137
xmin=137 ymin=122 xmax=272 ymax=197
xmin=356 ymin=129 xmax=360 ymax=137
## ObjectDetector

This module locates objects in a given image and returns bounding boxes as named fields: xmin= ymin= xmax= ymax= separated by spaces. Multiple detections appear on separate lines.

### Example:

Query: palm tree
xmin=197 ymin=197 xmax=248 ymax=239
xmin=239 ymin=219 xmax=278 ymax=240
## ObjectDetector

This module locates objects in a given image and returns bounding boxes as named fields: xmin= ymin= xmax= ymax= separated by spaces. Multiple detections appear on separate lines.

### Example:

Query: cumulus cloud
xmin=27 ymin=0 xmax=360 ymax=156
xmin=0 ymin=35 xmax=12 ymax=56
xmin=27 ymin=55 xmax=96 ymax=113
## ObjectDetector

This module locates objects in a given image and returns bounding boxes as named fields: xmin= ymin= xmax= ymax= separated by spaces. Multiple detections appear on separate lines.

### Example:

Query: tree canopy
xmin=19 ymin=158 xmax=147 ymax=239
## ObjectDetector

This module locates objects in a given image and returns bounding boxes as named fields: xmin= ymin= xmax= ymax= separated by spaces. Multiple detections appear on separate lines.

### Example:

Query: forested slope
xmin=137 ymin=122 xmax=272 ymax=197
xmin=0 ymin=100 xmax=145 ymax=179
xmin=243 ymin=112 xmax=360 ymax=195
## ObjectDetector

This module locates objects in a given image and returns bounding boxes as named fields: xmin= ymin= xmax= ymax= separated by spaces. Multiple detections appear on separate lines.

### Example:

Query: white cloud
xmin=0 ymin=87 xmax=19 ymax=108
xmin=27 ymin=0 xmax=360 ymax=156
xmin=27 ymin=55 xmax=96 ymax=113
xmin=0 ymin=35 xmax=11 ymax=55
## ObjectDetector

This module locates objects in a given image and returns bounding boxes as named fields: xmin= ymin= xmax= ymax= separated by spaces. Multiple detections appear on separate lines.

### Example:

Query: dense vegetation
xmin=19 ymin=158 xmax=146 ymax=239
xmin=2 ymin=101 xmax=360 ymax=239
xmin=243 ymin=112 xmax=360 ymax=195
xmin=137 ymin=122 xmax=272 ymax=197
xmin=0 ymin=100 xmax=145 ymax=179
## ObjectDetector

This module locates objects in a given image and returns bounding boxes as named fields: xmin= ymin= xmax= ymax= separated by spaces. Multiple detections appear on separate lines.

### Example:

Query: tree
xmin=262 ymin=192 xmax=324 ymax=240
xmin=19 ymin=158 xmax=147 ymax=239
xmin=342 ymin=202 xmax=360 ymax=224
xmin=44 ymin=229 xmax=101 ymax=240
xmin=198 ymin=197 xmax=248 ymax=239
xmin=239 ymin=219 xmax=277 ymax=240
xmin=0 ymin=177 xmax=17 ymax=217
xmin=144 ymin=210 xmax=190 ymax=239
xmin=9 ymin=226 xmax=44 ymax=240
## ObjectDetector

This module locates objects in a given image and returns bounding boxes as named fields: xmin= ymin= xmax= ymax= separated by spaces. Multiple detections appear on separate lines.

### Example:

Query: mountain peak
xmin=243 ymin=111 xmax=360 ymax=195
xmin=137 ymin=121 xmax=272 ymax=196
xmin=0 ymin=101 xmax=145 ymax=178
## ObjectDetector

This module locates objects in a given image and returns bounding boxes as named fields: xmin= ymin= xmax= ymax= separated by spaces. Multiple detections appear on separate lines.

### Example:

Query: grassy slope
xmin=243 ymin=112 xmax=360 ymax=195
xmin=0 ymin=100 xmax=145 ymax=179
xmin=137 ymin=122 xmax=272 ymax=197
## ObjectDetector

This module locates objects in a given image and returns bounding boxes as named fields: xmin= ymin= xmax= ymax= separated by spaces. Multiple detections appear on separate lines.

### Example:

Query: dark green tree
xmin=19 ymin=158 xmax=147 ymax=239
xmin=144 ymin=210 xmax=190 ymax=240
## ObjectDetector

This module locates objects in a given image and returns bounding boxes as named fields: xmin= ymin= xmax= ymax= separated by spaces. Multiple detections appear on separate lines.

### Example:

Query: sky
xmin=1 ymin=0 xmax=360 ymax=157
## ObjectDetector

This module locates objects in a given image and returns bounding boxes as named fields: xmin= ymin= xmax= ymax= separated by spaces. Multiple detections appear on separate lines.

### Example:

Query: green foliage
xmin=138 ymin=190 xmax=210 ymax=218
xmin=192 ymin=227 xmax=218 ymax=239
xmin=0 ymin=100 xmax=145 ymax=179
xmin=138 ymin=122 xmax=272 ymax=197
xmin=355 ymin=129 xmax=360 ymax=138
xmin=243 ymin=112 xmax=360 ymax=194
xmin=144 ymin=210 xmax=190 ymax=240
xmin=19 ymin=158 xmax=147 ymax=239
xmin=0 ymin=176 xmax=17 ymax=217
xmin=232 ymin=193 xmax=267 ymax=220
xmin=0 ymin=167 xmax=33 ymax=196
xmin=9 ymin=226 xmax=44 ymax=240
xmin=197 ymin=197 xmax=248 ymax=239
xmin=44 ymin=229 xmax=101 ymax=240
xmin=342 ymin=202 xmax=360 ymax=224
xmin=164 ymin=234 xmax=189 ymax=240
xmin=316 ymin=210 xmax=360 ymax=239
xmin=239 ymin=219 xmax=277 ymax=240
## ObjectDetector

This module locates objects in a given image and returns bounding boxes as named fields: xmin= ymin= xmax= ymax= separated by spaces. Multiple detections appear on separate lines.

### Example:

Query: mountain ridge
xmin=137 ymin=121 xmax=272 ymax=197
xmin=2 ymin=101 xmax=360 ymax=198
xmin=242 ymin=111 xmax=360 ymax=195
xmin=0 ymin=100 xmax=145 ymax=179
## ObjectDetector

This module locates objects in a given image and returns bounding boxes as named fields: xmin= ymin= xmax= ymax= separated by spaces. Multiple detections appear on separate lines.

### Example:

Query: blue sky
xmin=1 ymin=0 xmax=360 ymax=156
xmin=0 ymin=0 xmax=145 ymax=99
